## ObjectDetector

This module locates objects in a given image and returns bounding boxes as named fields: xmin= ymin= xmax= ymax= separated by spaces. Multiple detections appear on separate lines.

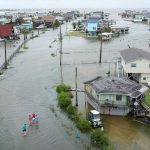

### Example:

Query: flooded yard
xmin=0 ymin=11 xmax=150 ymax=150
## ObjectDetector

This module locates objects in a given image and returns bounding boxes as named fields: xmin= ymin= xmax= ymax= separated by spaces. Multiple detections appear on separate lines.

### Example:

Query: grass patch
xmin=23 ymin=46 xmax=29 ymax=49
xmin=145 ymin=90 xmax=150 ymax=107
xmin=65 ymin=31 xmax=86 ymax=37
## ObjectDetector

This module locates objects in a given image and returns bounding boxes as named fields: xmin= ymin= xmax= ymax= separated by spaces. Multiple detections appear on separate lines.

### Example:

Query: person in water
xmin=35 ymin=114 xmax=39 ymax=124
xmin=22 ymin=124 xmax=27 ymax=135
xmin=29 ymin=115 xmax=32 ymax=125
xmin=32 ymin=113 xmax=36 ymax=118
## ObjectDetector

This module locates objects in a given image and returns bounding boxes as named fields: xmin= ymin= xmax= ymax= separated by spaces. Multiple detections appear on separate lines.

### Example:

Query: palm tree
xmin=21 ymin=28 xmax=29 ymax=47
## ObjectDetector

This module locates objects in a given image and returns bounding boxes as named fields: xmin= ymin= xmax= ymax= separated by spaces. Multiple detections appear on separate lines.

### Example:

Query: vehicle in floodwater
xmin=87 ymin=110 xmax=103 ymax=128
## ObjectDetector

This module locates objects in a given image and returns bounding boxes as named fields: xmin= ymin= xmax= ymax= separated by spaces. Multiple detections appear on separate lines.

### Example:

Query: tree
xmin=53 ymin=19 xmax=60 ymax=29
xmin=15 ymin=17 xmax=24 ymax=25
xmin=101 ymin=26 xmax=111 ymax=33
xmin=21 ymin=28 xmax=29 ymax=40
xmin=21 ymin=28 xmax=29 ymax=48
xmin=72 ymin=22 xmax=76 ymax=29
xmin=77 ymin=20 xmax=81 ymax=28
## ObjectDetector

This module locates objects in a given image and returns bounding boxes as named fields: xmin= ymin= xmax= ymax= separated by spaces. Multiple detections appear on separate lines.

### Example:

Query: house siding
xmin=140 ymin=73 xmax=150 ymax=84
xmin=99 ymin=94 xmax=127 ymax=106
xmin=125 ymin=58 xmax=150 ymax=73
xmin=87 ymin=23 xmax=98 ymax=32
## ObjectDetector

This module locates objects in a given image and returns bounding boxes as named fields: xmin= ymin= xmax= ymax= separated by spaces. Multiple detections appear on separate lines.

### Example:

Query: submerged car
xmin=87 ymin=110 xmax=103 ymax=128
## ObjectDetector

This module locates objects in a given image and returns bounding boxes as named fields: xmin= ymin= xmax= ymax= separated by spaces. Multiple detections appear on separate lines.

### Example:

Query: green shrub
xmin=67 ymin=105 xmax=77 ymax=115
xmin=57 ymin=92 xmax=71 ymax=109
xmin=66 ymin=92 xmax=74 ymax=98
xmin=76 ymin=116 xmax=91 ymax=132
xmin=103 ymin=145 xmax=115 ymax=150
xmin=91 ymin=128 xmax=111 ymax=149
xmin=56 ymin=84 xmax=71 ymax=93
xmin=69 ymin=113 xmax=81 ymax=122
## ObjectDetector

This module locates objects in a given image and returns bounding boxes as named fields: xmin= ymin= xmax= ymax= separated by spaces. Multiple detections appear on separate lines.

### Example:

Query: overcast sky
xmin=1 ymin=0 xmax=150 ymax=9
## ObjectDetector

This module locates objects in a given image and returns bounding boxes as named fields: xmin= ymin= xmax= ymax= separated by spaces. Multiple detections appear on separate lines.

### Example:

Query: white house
xmin=120 ymin=48 xmax=150 ymax=85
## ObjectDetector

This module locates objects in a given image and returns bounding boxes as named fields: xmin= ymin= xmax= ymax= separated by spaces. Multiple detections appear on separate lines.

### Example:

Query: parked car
xmin=87 ymin=110 xmax=103 ymax=128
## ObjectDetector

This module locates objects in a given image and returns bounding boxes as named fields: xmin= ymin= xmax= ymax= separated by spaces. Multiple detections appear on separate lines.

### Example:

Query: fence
xmin=0 ymin=39 xmax=30 ymax=72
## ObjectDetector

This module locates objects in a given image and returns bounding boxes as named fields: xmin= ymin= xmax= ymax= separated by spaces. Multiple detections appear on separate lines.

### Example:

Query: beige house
xmin=120 ymin=48 xmax=150 ymax=85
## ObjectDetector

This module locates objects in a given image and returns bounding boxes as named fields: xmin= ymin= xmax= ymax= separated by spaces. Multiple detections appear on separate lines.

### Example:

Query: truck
xmin=87 ymin=110 xmax=103 ymax=128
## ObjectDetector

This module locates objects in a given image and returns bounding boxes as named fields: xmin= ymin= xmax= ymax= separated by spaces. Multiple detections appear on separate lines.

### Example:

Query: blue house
xmin=86 ymin=17 xmax=101 ymax=36
xmin=17 ymin=22 xmax=33 ymax=31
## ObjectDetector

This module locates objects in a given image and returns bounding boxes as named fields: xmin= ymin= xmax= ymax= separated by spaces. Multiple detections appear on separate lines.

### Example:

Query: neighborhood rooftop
xmin=120 ymin=48 xmax=150 ymax=63
xmin=84 ymin=76 xmax=148 ymax=98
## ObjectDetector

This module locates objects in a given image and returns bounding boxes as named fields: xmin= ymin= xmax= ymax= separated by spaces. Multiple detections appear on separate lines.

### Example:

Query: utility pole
xmin=99 ymin=35 xmax=102 ymax=63
xmin=60 ymin=64 xmax=63 ymax=83
xmin=75 ymin=67 xmax=78 ymax=106
xmin=4 ymin=39 xmax=7 ymax=69
xmin=66 ymin=22 xmax=68 ymax=33
xmin=59 ymin=24 xmax=63 ymax=66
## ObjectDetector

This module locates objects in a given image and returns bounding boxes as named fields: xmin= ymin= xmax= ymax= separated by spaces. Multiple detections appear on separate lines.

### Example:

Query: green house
xmin=84 ymin=76 xmax=148 ymax=116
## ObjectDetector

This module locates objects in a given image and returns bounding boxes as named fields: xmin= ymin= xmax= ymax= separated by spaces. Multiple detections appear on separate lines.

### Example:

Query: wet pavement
xmin=0 ymin=13 xmax=150 ymax=150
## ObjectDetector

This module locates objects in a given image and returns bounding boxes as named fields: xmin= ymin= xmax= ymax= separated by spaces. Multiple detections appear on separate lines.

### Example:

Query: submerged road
xmin=0 ymin=23 xmax=91 ymax=150
xmin=0 ymin=13 xmax=150 ymax=150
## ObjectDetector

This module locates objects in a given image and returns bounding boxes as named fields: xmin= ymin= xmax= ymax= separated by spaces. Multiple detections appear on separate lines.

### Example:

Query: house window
xmin=116 ymin=95 xmax=122 ymax=101
xmin=131 ymin=63 xmax=136 ymax=67
xmin=97 ymin=95 xmax=99 ymax=100
xmin=93 ymin=27 xmax=96 ymax=30
xmin=143 ymin=77 xmax=146 ymax=80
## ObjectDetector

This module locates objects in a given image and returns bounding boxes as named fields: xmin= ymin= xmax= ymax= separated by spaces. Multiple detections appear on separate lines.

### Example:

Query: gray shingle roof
xmin=120 ymin=48 xmax=150 ymax=63
xmin=84 ymin=76 xmax=148 ymax=98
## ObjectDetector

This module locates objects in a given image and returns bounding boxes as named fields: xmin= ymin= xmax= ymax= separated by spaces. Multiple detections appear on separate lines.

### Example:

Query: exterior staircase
xmin=141 ymin=102 xmax=150 ymax=116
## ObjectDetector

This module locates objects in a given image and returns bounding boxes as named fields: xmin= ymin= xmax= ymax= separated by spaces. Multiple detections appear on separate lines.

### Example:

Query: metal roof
xmin=120 ymin=48 xmax=150 ymax=63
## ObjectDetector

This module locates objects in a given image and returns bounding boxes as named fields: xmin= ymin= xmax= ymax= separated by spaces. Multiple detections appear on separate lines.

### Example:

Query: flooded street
xmin=0 ymin=10 xmax=150 ymax=150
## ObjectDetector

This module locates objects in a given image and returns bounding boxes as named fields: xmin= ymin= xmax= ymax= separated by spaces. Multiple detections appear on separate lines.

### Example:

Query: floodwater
xmin=0 ymin=11 xmax=150 ymax=150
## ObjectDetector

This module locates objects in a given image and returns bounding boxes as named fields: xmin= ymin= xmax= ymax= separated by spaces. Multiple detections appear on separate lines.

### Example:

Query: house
xmin=143 ymin=13 xmax=150 ymax=24
xmin=86 ymin=17 xmax=101 ymax=36
xmin=33 ymin=19 xmax=44 ymax=28
xmin=42 ymin=15 xmax=56 ymax=28
xmin=110 ymin=25 xmax=129 ymax=34
xmin=120 ymin=48 xmax=150 ymax=85
xmin=0 ymin=24 xmax=14 ymax=39
xmin=17 ymin=22 xmax=33 ymax=31
xmin=133 ymin=14 xmax=145 ymax=22
xmin=84 ymin=76 xmax=148 ymax=116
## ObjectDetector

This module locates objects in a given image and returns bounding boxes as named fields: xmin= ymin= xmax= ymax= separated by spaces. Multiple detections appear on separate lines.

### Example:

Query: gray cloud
xmin=1 ymin=0 xmax=150 ymax=9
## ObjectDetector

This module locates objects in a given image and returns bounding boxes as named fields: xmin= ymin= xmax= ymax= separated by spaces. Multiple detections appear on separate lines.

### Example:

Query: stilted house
xmin=120 ymin=48 xmax=150 ymax=85
xmin=84 ymin=76 xmax=148 ymax=116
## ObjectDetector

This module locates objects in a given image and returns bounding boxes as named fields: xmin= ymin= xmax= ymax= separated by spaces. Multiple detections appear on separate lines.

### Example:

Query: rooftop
xmin=84 ymin=76 xmax=148 ymax=98
xmin=120 ymin=48 xmax=150 ymax=63
xmin=42 ymin=15 xmax=56 ymax=22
